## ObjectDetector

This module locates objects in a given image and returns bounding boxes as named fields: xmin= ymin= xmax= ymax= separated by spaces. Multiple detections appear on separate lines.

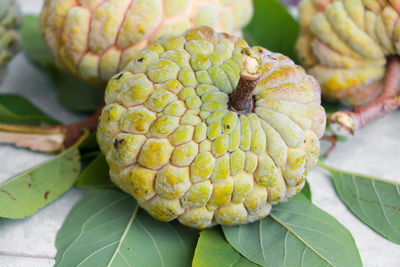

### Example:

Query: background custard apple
xmin=40 ymin=0 xmax=253 ymax=85
xmin=0 ymin=0 xmax=22 ymax=81
xmin=297 ymin=0 xmax=399 ymax=106
xmin=297 ymin=0 xmax=400 ymax=133
xmin=97 ymin=26 xmax=326 ymax=229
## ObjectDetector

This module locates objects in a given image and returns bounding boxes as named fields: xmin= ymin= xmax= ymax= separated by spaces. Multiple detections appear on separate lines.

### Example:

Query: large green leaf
xmin=55 ymin=189 xmax=199 ymax=267
xmin=320 ymin=162 xmax=400 ymax=245
xmin=21 ymin=15 xmax=104 ymax=113
xmin=0 ymin=94 xmax=58 ymax=126
xmin=244 ymin=0 xmax=299 ymax=62
xmin=223 ymin=194 xmax=362 ymax=267
xmin=193 ymin=228 xmax=259 ymax=267
xmin=76 ymin=154 xmax=115 ymax=189
xmin=0 ymin=132 xmax=88 ymax=219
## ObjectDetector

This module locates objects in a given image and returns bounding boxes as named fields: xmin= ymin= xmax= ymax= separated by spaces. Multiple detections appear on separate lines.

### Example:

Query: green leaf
xmin=244 ymin=0 xmax=299 ymax=62
xmin=21 ymin=15 xmax=54 ymax=70
xmin=193 ymin=228 xmax=259 ymax=267
xmin=21 ymin=15 xmax=104 ymax=113
xmin=301 ymin=181 xmax=312 ymax=201
xmin=55 ymin=189 xmax=199 ymax=267
xmin=0 ymin=131 xmax=88 ymax=219
xmin=76 ymin=154 xmax=115 ymax=189
xmin=0 ymin=94 xmax=58 ymax=126
xmin=52 ymin=71 xmax=104 ymax=113
xmin=79 ymin=131 xmax=99 ymax=154
xmin=322 ymin=101 xmax=342 ymax=114
xmin=320 ymin=162 xmax=400 ymax=245
xmin=223 ymin=194 xmax=362 ymax=267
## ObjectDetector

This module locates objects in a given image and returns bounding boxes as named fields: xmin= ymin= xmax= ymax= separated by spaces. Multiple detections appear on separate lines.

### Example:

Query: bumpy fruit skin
xmin=0 ymin=0 xmax=22 ymax=81
xmin=297 ymin=0 xmax=400 ymax=106
xmin=40 ymin=0 xmax=253 ymax=85
xmin=97 ymin=26 xmax=326 ymax=229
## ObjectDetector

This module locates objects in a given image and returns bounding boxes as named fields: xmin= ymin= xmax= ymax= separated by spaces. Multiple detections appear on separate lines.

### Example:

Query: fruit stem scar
xmin=0 ymin=104 xmax=104 ymax=152
xmin=330 ymin=56 xmax=400 ymax=134
xmin=229 ymin=48 xmax=262 ymax=114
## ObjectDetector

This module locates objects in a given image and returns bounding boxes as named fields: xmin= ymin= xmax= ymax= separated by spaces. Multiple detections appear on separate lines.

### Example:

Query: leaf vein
xmin=58 ymin=195 xmax=129 ymax=266
xmin=137 ymin=220 xmax=165 ymax=267
xmin=371 ymin=180 xmax=400 ymax=236
xmin=270 ymin=214 xmax=334 ymax=267
xmin=107 ymin=204 xmax=139 ymax=266
xmin=76 ymin=240 xmax=119 ymax=267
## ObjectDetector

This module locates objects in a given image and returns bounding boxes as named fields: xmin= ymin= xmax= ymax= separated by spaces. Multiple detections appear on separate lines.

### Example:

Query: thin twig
xmin=320 ymin=135 xmax=337 ymax=157
xmin=0 ymin=105 xmax=103 ymax=152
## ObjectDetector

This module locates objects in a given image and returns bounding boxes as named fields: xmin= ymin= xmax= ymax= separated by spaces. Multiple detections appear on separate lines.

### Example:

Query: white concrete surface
xmin=0 ymin=1 xmax=399 ymax=266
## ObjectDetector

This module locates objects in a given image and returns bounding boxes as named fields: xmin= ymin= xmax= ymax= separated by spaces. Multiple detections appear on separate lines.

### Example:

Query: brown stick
xmin=229 ymin=48 xmax=262 ymax=114
xmin=0 ymin=105 xmax=103 ymax=152
xmin=330 ymin=56 xmax=400 ymax=134
xmin=320 ymin=135 xmax=337 ymax=157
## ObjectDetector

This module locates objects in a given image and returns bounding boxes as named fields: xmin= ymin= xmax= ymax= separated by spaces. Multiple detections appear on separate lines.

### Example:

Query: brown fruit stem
xmin=330 ymin=56 xmax=400 ymax=134
xmin=0 ymin=105 xmax=103 ymax=152
xmin=229 ymin=48 xmax=262 ymax=114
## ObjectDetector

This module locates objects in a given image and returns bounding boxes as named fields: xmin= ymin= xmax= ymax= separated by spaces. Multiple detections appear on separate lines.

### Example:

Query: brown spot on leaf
xmin=44 ymin=191 xmax=50 ymax=200
xmin=0 ymin=189 xmax=16 ymax=201
xmin=28 ymin=183 xmax=32 ymax=188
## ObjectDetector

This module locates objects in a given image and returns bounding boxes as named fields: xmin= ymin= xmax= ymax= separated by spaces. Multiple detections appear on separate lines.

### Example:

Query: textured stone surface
xmin=0 ymin=1 xmax=399 ymax=266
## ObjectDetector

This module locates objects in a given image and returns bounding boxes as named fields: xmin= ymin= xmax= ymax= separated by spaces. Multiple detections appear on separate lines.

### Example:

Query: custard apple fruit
xmin=0 ymin=0 xmax=22 ymax=81
xmin=297 ymin=0 xmax=400 ymax=106
xmin=40 ymin=0 xmax=253 ymax=85
xmin=97 ymin=26 xmax=326 ymax=229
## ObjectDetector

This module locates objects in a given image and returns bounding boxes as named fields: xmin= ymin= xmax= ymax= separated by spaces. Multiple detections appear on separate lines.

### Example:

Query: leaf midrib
xmin=106 ymin=204 xmax=139 ymax=267
xmin=319 ymin=161 xmax=400 ymax=186
xmin=58 ymin=195 xmax=130 ymax=266
xmin=269 ymin=214 xmax=335 ymax=267
xmin=0 ymin=105 xmax=54 ymax=121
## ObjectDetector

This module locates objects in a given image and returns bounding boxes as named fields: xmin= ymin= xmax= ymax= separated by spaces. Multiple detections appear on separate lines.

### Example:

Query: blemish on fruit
xmin=115 ymin=73 xmax=123 ymax=80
